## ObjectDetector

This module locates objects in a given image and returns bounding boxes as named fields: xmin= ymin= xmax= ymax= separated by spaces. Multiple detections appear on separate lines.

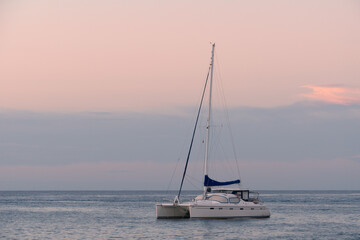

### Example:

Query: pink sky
xmin=1 ymin=0 xmax=359 ymax=111
xmin=1 ymin=1 xmax=360 ymax=191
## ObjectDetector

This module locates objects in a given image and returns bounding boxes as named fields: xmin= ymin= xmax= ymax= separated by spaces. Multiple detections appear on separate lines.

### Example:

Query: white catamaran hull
xmin=156 ymin=203 xmax=190 ymax=219
xmin=189 ymin=204 xmax=270 ymax=218
xmin=156 ymin=201 xmax=270 ymax=219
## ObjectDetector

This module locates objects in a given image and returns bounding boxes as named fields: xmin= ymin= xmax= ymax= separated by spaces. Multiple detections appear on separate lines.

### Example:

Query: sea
xmin=0 ymin=190 xmax=359 ymax=239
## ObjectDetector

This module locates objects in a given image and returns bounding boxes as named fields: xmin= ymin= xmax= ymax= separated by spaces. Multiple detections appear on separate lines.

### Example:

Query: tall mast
xmin=175 ymin=47 xmax=212 ymax=202
xmin=204 ymin=43 xmax=215 ymax=193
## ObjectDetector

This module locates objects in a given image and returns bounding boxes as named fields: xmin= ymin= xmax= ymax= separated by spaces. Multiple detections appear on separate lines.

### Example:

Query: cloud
xmin=0 ymin=161 xmax=181 ymax=190
xmin=1 ymin=158 xmax=360 ymax=190
xmin=1 ymin=103 xmax=360 ymax=190
xmin=301 ymin=85 xmax=360 ymax=105
xmin=239 ymin=158 xmax=360 ymax=190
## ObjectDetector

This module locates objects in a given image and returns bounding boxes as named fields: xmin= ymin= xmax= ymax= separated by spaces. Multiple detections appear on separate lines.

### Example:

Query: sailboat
xmin=156 ymin=43 xmax=270 ymax=219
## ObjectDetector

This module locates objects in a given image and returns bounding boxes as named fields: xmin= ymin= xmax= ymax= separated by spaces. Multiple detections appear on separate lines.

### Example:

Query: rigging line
xmin=166 ymin=157 xmax=181 ymax=193
xmin=177 ymin=65 xmax=211 ymax=200
xmin=215 ymin=51 xmax=242 ymax=182
xmin=218 ymin=137 xmax=237 ymax=177
xmin=166 ymin=108 xmax=198 ymax=192
xmin=185 ymin=173 xmax=202 ymax=185
xmin=222 ymin=88 xmax=242 ymax=182
xmin=185 ymin=175 xmax=203 ymax=191
xmin=208 ymin=124 xmax=222 ymax=175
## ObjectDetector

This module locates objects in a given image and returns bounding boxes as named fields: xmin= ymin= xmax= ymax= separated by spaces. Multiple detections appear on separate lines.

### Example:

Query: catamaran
xmin=156 ymin=43 xmax=270 ymax=219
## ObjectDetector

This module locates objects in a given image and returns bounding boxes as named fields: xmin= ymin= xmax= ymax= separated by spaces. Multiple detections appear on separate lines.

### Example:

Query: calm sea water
xmin=0 ymin=190 xmax=359 ymax=239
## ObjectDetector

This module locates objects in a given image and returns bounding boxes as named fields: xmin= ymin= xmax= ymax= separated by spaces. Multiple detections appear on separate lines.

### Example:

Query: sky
xmin=1 ymin=0 xmax=360 ymax=190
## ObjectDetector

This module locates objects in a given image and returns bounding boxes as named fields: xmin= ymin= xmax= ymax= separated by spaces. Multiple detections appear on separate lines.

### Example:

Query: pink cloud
xmin=301 ymin=85 xmax=360 ymax=105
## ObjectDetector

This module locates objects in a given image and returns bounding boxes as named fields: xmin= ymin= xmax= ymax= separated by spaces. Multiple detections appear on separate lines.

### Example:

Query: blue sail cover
xmin=204 ymin=175 xmax=240 ymax=187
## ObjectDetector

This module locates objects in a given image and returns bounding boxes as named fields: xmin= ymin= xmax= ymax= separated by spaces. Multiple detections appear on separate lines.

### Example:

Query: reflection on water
xmin=0 ymin=191 xmax=359 ymax=239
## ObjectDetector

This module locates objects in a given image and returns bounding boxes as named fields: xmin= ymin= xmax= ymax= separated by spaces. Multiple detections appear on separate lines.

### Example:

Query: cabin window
xmin=210 ymin=208 xmax=214 ymax=210
xmin=208 ymin=195 xmax=228 ymax=203
xmin=242 ymin=191 xmax=249 ymax=200
xmin=229 ymin=208 xmax=233 ymax=210
xmin=251 ymin=208 xmax=254 ymax=210
xmin=229 ymin=197 xmax=240 ymax=203
xmin=240 ymin=208 xmax=244 ymax=210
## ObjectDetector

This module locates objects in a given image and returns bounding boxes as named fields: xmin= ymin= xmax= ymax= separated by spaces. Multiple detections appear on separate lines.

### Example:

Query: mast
xmin=204 ymin=43 xmax=215 ymax=195
xmin=176 ymin=48 xmax=212 ymax=202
